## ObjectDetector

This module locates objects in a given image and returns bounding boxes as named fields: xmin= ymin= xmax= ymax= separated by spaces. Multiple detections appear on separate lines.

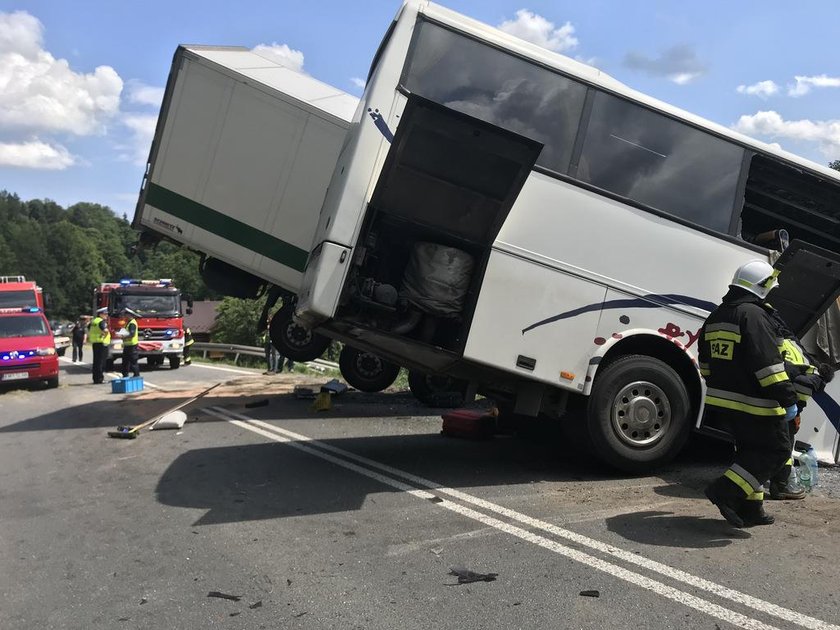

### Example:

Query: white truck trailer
xmin=134 ymin=45 xmax=358 ymax=300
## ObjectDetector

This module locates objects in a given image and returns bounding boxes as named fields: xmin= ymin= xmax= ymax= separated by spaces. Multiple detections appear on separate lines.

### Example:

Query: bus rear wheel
xmin=586 ymin=354 xmax=691 ymax=473
xmin=269 ymin=303 xmax=331 ymax=362
xmin=339 ymin=346 xmax=400 ymax=393
xmin=408 ymin=370 xmax=467 ymax=407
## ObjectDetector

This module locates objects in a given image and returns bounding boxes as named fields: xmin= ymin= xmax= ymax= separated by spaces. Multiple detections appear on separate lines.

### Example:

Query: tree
xmin=211 ymin=296 xmax=267 ymax=346
xmin=830 ymin=160 xmax=840 ymax=172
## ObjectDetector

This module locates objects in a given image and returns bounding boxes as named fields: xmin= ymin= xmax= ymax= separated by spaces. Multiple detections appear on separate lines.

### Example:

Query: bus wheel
xmin=587 ymin=354 xmax=690 ymax=473
xmin=339 ymin=346 xmax=400 ymax=393
xmin=408 ymin=370 xmax=467 ymax=407
xmin=269 ymin=303 xmax=331 ymax=362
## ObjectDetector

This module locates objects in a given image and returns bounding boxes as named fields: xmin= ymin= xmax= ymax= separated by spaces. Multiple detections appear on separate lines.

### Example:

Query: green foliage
xmin=211 ymin=296 xmax=267 ymax=346
xmin=830 ymin=160 xmax=840 ymax=172
xmin=0 ymin=190 xmax=214 ymax=319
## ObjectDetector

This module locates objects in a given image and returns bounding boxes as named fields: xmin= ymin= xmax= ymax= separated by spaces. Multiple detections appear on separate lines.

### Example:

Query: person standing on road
xmin=183 ymin=327 xmax=194 ymax=365
xmin=699 ymin=260 xmax=799 ymax=528
xmin=764 ymin=312 xmax=833 ymax=500
xmin=71 ymin=317 xmax=86 ymax=363
xmin=89 ymin=308 xmax=111 ymax=384
xmin=262 ymin=326 xmax=279 ymax=374
xmin=118 ymin=308 xmax=140 ymax=378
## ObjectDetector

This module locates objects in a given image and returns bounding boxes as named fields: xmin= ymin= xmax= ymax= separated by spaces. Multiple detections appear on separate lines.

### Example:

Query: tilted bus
xmin=287 ymin=1 xmax=840 ymax=470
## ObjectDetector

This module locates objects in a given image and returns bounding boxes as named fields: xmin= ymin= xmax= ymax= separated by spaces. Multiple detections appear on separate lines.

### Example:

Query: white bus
xmin=274 ymin=0 xmax=840 ymax=471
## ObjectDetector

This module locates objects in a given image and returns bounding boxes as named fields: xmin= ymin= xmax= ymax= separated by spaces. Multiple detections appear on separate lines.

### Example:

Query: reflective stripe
xmin=781 ymin=338 xmax=811 ymax=369
xmin=724 ymin=469 xmax=755 ymax=497
xmin=755 ymin=363 xmax=785 ymax=380
xmin=745 ymin=491 xmax=764 ymax=501
xmin=700 ymin=369 xmax=711 ymax=376
xmin=785 ymin=458 xmax=793 ymax=466
xmin=704 ymin=330 xmax=742 ymax=343
xmin=758 ymin=371 xmax=790 ymax=387
xmin=706 ymin=388 xmax=784 ymax=409
xmin=705 ymin=322 xmax=740 ymax=334
xmin=730 ymin=463 xmax=762 ymax=491
xmin=706 ymin=396 xmax=786 ymax=416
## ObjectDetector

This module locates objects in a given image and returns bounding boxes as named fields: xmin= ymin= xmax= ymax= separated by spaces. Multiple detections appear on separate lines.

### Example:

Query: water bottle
xmin=806 ymin=447 xmax=819 ymax=489
xmin=798 ymin=450 xmax=815 ymax=490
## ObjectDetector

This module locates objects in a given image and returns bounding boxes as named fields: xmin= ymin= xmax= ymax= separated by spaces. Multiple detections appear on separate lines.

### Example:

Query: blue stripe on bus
xmin=522 ymin=293 xmax=717 ymax=335
xmin=812 ymin=391 xmax=840 ymax=434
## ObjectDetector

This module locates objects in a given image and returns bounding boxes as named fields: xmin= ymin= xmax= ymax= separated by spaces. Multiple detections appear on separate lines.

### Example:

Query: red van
xmin=0 ymin=307 xmax=59 ymax=388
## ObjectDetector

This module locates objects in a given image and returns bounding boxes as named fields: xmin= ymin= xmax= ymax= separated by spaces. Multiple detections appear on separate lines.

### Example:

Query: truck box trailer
xmin=133 ymin=45 xmax=358 ymax=297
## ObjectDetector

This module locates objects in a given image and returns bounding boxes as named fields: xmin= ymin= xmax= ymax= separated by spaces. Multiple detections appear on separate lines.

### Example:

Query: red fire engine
xmin=93 ymin=279 xmax=192 ymax=370
xmin=0 ymin=276 xmax=45 ymax=310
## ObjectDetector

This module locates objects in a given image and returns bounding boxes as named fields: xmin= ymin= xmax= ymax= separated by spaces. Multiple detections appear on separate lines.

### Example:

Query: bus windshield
xmin=0 ymin=290 xmax=37 ymax=309
xmin=110 ymin=293 xmax=180 ymax=317
xmin=0 ymin=315 xmax=49 ymax=338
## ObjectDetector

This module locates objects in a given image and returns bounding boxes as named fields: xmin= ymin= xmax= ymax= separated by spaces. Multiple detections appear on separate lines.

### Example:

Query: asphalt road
xmin=1 ymin=356 xmax=839 ymax=629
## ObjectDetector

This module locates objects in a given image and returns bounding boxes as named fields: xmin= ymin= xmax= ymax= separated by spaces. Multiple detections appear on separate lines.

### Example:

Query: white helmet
xmin=730 ymin=259 xmax=779 ymax=299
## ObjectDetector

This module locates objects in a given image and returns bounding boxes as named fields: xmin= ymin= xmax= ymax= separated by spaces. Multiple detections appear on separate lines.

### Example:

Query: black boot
xmin=704 ymin=476 xmax=745 ymax=528
xmin=737 ymin=500 xmax=775 ymax=526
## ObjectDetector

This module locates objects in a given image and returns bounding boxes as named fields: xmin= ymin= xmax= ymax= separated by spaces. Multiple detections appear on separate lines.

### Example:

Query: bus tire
xmin=586 ymin=354 xmax=690 ymax=473
xmin=408 ymin=370 xmax=467 ymax=408
xmin=169 ymin=356 xmax=180 ymax=370
xmin=339 ymin=346 xmax=400 ymax=393
xmin=269 ymin=303 xmax=331 ymax=362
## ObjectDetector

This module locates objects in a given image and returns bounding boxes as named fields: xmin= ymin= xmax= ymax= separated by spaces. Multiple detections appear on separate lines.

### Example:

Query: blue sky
xmin=1 ymin=0 xmax=838 ymax=217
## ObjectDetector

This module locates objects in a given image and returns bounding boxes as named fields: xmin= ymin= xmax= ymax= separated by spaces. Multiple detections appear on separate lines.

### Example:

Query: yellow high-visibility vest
xmin=90 ymin=316 xmax=111 ymax=345
xmin=123 ymin=318 xmax=139 ymax=346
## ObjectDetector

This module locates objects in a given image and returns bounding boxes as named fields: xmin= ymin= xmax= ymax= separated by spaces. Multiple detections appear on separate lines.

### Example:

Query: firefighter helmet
xmin=730 ymin=259 xmax=779 ymax=299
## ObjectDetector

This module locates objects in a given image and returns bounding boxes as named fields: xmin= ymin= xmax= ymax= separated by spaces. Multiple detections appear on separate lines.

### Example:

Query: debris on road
xmin=441 ymin=408 xmax=496 ymax=440
xmin=448 ymin=567 xmax=498 ymax=584
xmin=151 ymin=410 xmax=187 ymax=430
xmin=294 ymin=386 xmax=316 ymax=399
xmin=244 ymin=399 xmax=270 ymax=409
xmin=207 ymin=591 xmax=242 ymax=601
xmin=579 ymin=590 xmax=600 ymax=598
xmin=310 ymin=391 xmax=332 ymax=412
xmin=249 ymin=601 xmax=263 ymax=609
xmin=320 ymin=379 xmax=348 ymax=396
xmin=108 ymin=382 xmax=220 ymax=439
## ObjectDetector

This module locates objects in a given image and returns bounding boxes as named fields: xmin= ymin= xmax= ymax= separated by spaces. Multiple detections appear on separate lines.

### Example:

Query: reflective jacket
xmin=766 ymin=307 xmax=824 ymax=407
xmin=123 ymin=318 xmax=139 ymax=346
xmin=89 ymin=316 xmax=111 ymax=345
xmin=699 ymin=288 xmax=797 ymax=419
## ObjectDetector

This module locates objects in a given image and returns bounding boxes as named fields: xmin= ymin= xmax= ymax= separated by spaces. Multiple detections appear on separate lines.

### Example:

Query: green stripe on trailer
xmin=145 ymin=183 xmax=309 ymax=272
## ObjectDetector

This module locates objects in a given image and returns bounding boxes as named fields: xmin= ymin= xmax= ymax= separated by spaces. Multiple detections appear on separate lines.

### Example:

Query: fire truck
xmin=94 ymin=279 xmax=192 ymax=370
xmin=0 ymin=276 xmax=45 ymax=310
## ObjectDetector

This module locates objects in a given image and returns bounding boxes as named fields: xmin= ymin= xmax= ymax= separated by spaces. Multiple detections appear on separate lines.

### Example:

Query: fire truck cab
xmin=0 ymin=276 xmax=45 ymax=310
xmin=94 ymin=279 xmax=191 ymax=370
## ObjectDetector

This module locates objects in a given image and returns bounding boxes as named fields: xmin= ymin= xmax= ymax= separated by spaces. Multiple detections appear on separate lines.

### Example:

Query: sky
xmin=1 ymin=0 xmax=839 ymax=218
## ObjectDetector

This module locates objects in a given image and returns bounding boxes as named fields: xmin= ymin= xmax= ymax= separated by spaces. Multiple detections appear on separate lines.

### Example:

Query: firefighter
xmin=89 ymin=307 xmax=111 ymax=384
xmin=118 ymin=308 xmax=140 ymax=378
xmin=699 ymin=259 xmax=799 ymax=528
xmin=765 ymin=311 xmax=833 ymax=499
xmin=183 ymin=327 xmax=194 ymax=365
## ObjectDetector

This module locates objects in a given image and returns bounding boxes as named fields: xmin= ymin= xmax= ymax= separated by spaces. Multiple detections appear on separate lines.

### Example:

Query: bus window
xmin=739 ymin=154 xmax=840 ymax=254
xmin=403 ymin=20 xmax=588 ymax=175
xmin=577 ymin=91 xmax=744 ymax=233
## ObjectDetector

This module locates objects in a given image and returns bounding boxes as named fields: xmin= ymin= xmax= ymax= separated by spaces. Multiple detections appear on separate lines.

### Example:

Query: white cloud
xmin=623 ymin=44 xmax=706 ymax=85
xmin=350 ymin=77 xmax=365 ymax=89
xmin=736 ymin=80 xmax=779 ymax=99
xmin=733 ymin=110 xmax=840 ymax=157
xmin=0 ymin=139 xmax=76 ymax=169
xmin=126 ymin=80 xmax=164 ymax=107
xmin=497 ymin=10 xmax=578 ymax=53
xmin=0 ymin=10 xmax=122 ymax=136
xmin=119 ymin=113 xmax=157 ymax=165
xmin=251 ymin=43 xmax=305 ymax=72
xmin=787 ymin=74 xmax=840 ymax=97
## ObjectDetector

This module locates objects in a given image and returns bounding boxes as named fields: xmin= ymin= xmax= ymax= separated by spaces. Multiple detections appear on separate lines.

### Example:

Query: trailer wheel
xmin=586 ymin=354 xmax=690 ymax=472
xmin=408 ymin=370 xmax=467 ymax=407
xmin=269 ymin=303 xmax=331 ymax=362
xmin=339 ymin=346 xmax=400 ymax=393
xmin=169 ymin=356 xmax=181 ymax=370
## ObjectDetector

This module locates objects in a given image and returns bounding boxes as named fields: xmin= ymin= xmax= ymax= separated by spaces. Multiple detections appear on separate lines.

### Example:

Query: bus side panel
xmin=463 ymin=249 xmax=607 ymax=391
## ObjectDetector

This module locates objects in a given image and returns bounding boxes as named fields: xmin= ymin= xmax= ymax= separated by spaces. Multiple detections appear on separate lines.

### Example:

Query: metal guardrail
xmin=191 ymin=342 xmax=339 ymax=372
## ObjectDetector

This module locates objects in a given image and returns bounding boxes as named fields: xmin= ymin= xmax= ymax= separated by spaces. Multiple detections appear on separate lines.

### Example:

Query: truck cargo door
xmin=771 ymin=239 xmax=840 ymax=338
xmin=368 ymin=94 xmax=543 ymax=245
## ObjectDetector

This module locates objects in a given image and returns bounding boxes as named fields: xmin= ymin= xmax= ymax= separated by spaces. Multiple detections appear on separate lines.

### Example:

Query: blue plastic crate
xmin=111 ymin=376 xmax=144 ymax=394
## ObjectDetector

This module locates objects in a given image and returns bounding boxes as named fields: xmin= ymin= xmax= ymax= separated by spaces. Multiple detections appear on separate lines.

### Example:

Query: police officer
xmin=89 ymin=307 xmax=111 ymax=384
xmin=118 ymin=308 xmax=140 ymax=378
xmin=183 ymin=327 xmax=194 ymax=365
xmin=699 ymin=260 xmax=798 ymax=528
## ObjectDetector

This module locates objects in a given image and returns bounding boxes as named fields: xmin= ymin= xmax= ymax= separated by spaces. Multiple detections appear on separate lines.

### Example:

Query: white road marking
xmin=188 ymin=362 xmax=258 ymax=376
xmin=207 ymin=407 xmax=840 ymax=630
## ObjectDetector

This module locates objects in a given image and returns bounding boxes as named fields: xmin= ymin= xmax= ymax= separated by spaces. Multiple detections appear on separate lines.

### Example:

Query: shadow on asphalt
xmin=605 ymin=510 xmax=751 ymax=547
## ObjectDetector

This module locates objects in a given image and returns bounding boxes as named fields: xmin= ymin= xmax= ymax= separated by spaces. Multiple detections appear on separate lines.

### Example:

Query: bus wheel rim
xmin=610 ymin=380 xmax=671 ymax=447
